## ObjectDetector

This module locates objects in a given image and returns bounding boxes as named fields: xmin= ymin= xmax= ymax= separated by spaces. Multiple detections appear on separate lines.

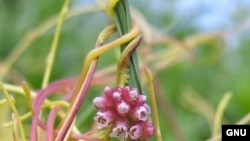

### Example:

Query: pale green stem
xmin=144 ymin=68 xmax=162 ymax=141
xmin=0 ymin=82 xmax=26 ymax=141
xmin=1 ymin=83 xmax=36 ymax=96
xmin=21 ymin=81 xmax=34 ymax=114
xmin=41 ymin=101 xmax=69 ymax=108
xmin=212 ymin=92 xmax=232 ymax=136
xmin=42 ymin=0 xmax=71 ymax=87
xmin=12 ymin=113 xmax=19 ymax=141
xmin=237 ymin=112 xmax=250 ymax=125
xmin=3 ymin=112 xmax=32 ymax=127
xmin=0 ymin=97 xmax=15 ymax=106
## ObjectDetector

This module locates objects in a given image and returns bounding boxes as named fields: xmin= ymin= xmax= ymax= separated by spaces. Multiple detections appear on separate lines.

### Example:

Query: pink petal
xmin=129 ymin=123 xmax=142 ymax=140
xmin=109 ymin=119 xmax=129 ymax=141
xmin=94 ymin=111 xmax=115 ymax=129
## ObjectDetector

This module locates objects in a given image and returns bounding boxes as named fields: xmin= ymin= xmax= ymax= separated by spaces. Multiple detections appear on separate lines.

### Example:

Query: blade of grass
xmin=113 ymin=0 xmax=142 ymax=93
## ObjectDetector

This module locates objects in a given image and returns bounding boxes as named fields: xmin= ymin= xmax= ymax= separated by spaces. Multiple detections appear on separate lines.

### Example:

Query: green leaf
xmin=114 ymin=0 xmax=142 ymax=93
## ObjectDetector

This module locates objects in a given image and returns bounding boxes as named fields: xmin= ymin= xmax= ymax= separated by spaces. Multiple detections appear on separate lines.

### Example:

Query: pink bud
xmin=123 ymin=86 xmax=131 ymax=94
xmin=117 ymin=101 xmax=130 ymax=115
xmin=93 ymin=96 xmax=111 ymax=110
xmin=144 ymin=125 xmax=154 ymax=137
xmin=113 ymin=91 xmax=122 ymax=101
xmin=104 ymin=86 xmax=113 ymax=98
xmin=94 ymin=111 xmax=115 ymax=129
xmin=137 ymin=95 xmax=147 ymax=103
xmin=109 ymin=119 xmax=129 ymax=140
xmin=104 ymin=86 xmax=112 ymax=93
xmin=129 ymin=123 xmax=142 ymax=140
xmin=143 ymin=120 xmax=154 ymax=137
xmin=129 ymin=89 xmax=139 ymax=101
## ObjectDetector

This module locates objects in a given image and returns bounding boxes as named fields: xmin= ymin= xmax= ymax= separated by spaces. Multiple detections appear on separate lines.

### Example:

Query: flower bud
xmin=93 ymin=96 xmax=111 ymax=110
xmin=113 ymin=91 xmax=122 ymax=101
xmin=117 ymin=101 xmax=130 ymax=115
xmin=143 ymin=120 xmax=154 ymax=138
xmin=129 ymin=89 xmax=139 ymax=101
xmin=136 ymin=95 xmax=147 ymax=105
xmin=104 ymin=86 xmax=113 ymax=98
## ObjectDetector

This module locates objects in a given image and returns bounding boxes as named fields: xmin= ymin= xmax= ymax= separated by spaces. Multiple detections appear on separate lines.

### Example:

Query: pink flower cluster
xmin=93 ymin=86 xmax=154 ymax=141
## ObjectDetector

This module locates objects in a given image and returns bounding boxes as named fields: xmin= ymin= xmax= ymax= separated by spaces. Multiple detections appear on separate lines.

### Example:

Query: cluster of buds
xmin=93 ymin=86 xmax=154 ymax=141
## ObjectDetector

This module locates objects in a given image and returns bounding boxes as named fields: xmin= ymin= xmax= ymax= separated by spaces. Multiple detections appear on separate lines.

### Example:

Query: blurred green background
xmin=1 ymin=0 xmax=250 ymax=140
